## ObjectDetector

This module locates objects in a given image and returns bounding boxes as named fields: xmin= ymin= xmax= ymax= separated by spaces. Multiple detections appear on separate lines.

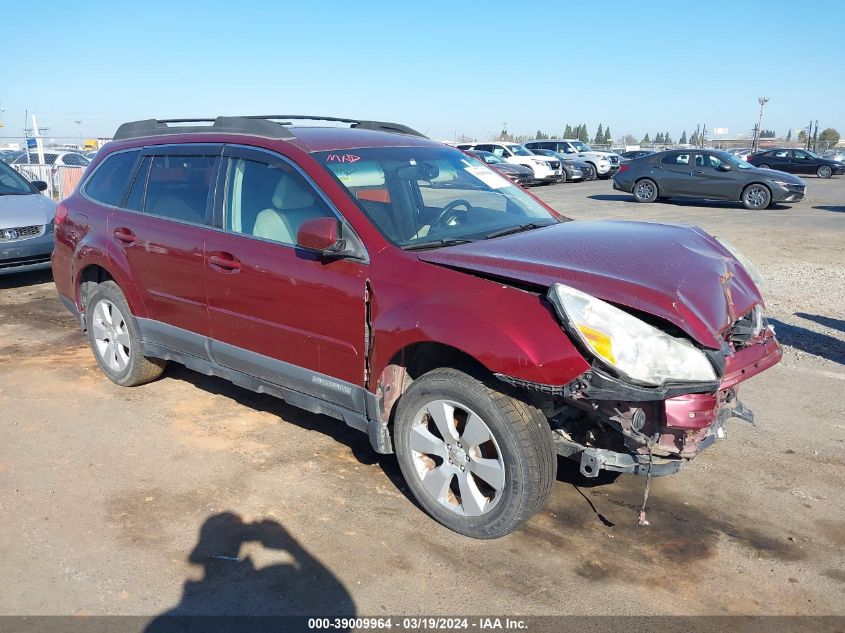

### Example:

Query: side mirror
xmin=296 ymin=217 xmax=343 ymax=254
xmin=717 ymin=164 xmax=732 ymax=172
xmin=32 ymin=180 xmax=48 ymax=192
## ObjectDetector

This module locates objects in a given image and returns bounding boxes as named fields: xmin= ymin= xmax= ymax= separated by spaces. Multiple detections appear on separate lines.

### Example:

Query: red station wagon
xmin=53 ymin=116 xmax=782 ymax=538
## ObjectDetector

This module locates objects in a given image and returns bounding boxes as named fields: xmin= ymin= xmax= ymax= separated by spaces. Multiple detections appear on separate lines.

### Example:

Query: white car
xmin=456 ymin=142 xmax=563 ymax=184
xmin=12 ymin=150 xmax=91 ymax=168
xmin=524 ymin=139 xmax=621 ymax=179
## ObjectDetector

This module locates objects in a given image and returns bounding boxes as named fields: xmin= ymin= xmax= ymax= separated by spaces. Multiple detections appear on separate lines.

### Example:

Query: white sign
xmin=713 ymin=127 xmax=729 ymax=135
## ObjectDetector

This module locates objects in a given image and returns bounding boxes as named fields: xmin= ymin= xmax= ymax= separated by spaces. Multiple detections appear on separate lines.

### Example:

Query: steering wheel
xmin=433 ymin=199 xmax=473 ymax=227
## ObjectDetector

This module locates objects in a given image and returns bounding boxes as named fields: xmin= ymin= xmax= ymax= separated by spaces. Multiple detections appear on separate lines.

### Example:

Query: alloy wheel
xmin=744 ymin=185 xmax=769 ymax=209
xmin=408 ymin=399 xmax=506 ymax=517
xmin=635 ymin=180 xmax=655 ymax=201
xmin=91 ymin=299 xmax=131 ymax=372
xmin=818 ymin=166 xmax=832 ymax=178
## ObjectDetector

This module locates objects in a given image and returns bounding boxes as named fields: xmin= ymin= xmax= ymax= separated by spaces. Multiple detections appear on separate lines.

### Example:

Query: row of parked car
xmin=450 ymin=139 xmax=623 ymax=185
xmin=0 ymin=148 xmax=94 ymax=168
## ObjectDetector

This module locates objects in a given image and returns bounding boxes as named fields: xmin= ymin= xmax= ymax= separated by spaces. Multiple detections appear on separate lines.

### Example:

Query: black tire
xmin=84 ymin=280 xmax=166 ymax=387
xmin=587 ymin=165 xmax=596 ymax=180
xmin=817 ymin=165 xmax=832 ymax=179
xmin=393 ymin=368 xmax=556 ymax=539
xmin=633 ymin=178 xmax=659 ymax=203
xmin=757 ymin=163 xmax=770 ymax=169
xmin=741 ymin=183 xmax=771 ymax=210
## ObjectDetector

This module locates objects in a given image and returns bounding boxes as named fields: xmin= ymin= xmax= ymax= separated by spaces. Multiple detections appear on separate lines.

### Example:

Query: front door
xmin=690 ymin=152 xmax=740 ymax=200
xmin=790 ymin=150 xmax=815 ymax=174
xmin=203 ymin=146 xmax=369 ymax=411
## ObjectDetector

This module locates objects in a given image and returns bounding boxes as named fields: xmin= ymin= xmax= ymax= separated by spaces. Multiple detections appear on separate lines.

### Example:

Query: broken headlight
xmin=548 ymin=284 xmax=717 ymax=386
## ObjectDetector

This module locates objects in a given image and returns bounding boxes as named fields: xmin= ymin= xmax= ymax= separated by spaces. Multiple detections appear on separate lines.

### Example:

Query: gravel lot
xmin=0 ymin=176 xmax=843 ymax=620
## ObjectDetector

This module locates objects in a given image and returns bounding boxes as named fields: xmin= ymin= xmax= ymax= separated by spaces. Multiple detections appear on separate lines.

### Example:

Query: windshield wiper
xmin=484 ymin=222 xmax=555 ymax=240
xmin=403 ymin=238 xmax=475 ymax=251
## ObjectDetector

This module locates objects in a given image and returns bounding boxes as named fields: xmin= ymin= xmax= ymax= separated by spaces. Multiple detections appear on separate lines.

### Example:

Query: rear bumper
xmin=0 ymin=230 xmax=54 ymax=275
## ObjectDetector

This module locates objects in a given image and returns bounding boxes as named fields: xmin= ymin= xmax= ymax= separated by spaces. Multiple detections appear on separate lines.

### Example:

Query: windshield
xmin=720 ymin=152 xmax=753 ymax=170
xmin=0 ymin=161 xmax=35 ymax=195
xmin=571 ymin=141 xmax=592 ymax=152
xmin=509 ymin=145 xmax=535 ymax=157
xmin=317 ymin=146 xmax=560 ymax=248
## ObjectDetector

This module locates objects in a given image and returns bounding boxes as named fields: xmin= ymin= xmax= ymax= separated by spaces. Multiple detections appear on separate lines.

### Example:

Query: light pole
xmin=75 ymin=120 xmax=82 ymax=147
xmin=752 ymin=97 xmax=768 ymax=152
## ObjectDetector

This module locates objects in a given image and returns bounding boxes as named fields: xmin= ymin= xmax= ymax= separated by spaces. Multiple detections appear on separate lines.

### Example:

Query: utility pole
xmin=811 ymin=120 xmax=819 ymax=152
xmin=752 ymin=97 xmax=769 ymax=152
xmin=701 ymin=123 xmax=707 ymax=148
xmin=75 ymin=120 xmax=82 ymax=147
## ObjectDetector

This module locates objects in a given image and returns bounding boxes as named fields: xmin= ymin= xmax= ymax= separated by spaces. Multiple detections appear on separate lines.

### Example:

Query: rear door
xmin=655 ymin=152 xmax=695 ymax=195
xmin=109 ymin=144 xmax=221 ymax=351
xmin=203 ymin=145 xmax=369 ymax=409
xmin=764 ymin=149 xmax=792 ymax=171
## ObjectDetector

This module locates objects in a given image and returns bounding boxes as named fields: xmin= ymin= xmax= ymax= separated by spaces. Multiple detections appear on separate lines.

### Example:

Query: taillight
xmin=617 ymin=164 xmax=630 ymax=174
xmin=55 ymin=202 xmax=69 ymax=225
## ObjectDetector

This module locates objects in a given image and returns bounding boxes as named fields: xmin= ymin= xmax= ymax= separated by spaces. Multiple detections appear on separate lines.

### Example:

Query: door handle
xmin=208 ymin=252 xmax=241 ymax=272
xmin=693 ymin=169 xmax=704 ymax=174
xmin=113 ymin=227 xmax=136 ymax=245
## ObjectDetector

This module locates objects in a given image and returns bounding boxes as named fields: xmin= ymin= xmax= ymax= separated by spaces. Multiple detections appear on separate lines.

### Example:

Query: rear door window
xmin=143 ymin=154 xmax=218 ymax=224
xmin=661 ymin=153 xmax=690 ymax=165
xmin=84 ymin=150 xmax=141 ymax=206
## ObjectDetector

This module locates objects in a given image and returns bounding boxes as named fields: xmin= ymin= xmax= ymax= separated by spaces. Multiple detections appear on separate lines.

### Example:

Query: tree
xmin=690 ymin=131 xmax=699 ymax=145
xmin=594 ymin=124 xmax=604 ymax=144
xmin=578 ymin=124 xmax=589 ymax=142
xmin=604 ymin=127 xmax=612 ymax=143
xmin=563 ymin=124 xmax=572 ymax=138
xmin=679 ymin=130 xmax=687 ymax=144
xmin=535 ymin=130 xmax=549 ymax=140
xmin=655 ymin=132 xmax=664 ymax=144
xmin=664 ymin=132 xmax=673 ymax=145
xmin=760 ymin=129 xmax=775 ymax=138
xmin=819 ymin=128 xmax=841 ymax=145
xmin=797 ymin=129 xmax=807 ymax=142
xmin=641 ymin=133 xmax=651 ymax=144
xmin=623 ymin=134 xmax=637 ymax=145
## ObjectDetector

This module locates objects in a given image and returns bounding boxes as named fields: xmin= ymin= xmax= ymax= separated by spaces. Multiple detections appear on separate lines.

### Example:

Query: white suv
xmin=523 ymin=139 xmax=621 ymax=179
xmin=457 ymin=142 xmax=562 ymax=184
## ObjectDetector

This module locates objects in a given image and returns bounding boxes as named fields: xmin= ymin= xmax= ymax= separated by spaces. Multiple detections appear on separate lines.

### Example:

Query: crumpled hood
xmin=417 ymin=220 xmax=764 ymax=349
xmin=0 ymin=193 xmax=57 ymax=228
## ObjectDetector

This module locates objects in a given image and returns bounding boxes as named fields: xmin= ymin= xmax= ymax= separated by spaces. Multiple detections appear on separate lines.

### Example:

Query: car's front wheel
xmin=742 ymin=183 xmax=772 ymax=210
xmin=394 ymin=368 xmax=556 ymax=539
xmin=757 ymin=163 xmax=770 ymax=169
xmin=85 ymin=281 xmax=166 ymax=386
xmin=633 ymin=178 xmax=659 ymax=203
xmin=817 ymin=165 xmax=832 ymax=179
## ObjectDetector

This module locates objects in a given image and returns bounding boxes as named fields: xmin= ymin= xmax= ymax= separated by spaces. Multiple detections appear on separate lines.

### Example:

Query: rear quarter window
xmin=85 ymin=150 xmax=141 ymax=206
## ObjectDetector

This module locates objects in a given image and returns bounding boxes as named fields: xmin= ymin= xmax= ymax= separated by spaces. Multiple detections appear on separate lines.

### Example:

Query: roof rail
xmin=113 ymin=115 xmax=427 ymax=141
xmin=113 ymin=117 xmax=296 ymax=141
xmin=244 ymin=115 xmax=427 ymax=138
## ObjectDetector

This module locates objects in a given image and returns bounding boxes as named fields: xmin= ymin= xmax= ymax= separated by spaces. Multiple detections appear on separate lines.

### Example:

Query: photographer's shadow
xmin=146 ymin=512 xmax=355 ymax=631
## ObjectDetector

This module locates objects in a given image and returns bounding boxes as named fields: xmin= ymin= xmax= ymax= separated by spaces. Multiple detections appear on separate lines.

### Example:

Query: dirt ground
xmin=0 ymin=176 xmax=843 ymax=619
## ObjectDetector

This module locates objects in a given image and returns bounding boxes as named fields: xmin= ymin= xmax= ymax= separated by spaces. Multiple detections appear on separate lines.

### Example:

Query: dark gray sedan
xmin=0 ymin=161 xmax=56 ymax=274
xmin=613 ymin=149 xmax=806 ymax=210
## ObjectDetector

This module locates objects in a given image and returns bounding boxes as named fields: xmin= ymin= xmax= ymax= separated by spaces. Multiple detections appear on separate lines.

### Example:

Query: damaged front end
xmin=502 ymin=285 xmax=782 ymax=480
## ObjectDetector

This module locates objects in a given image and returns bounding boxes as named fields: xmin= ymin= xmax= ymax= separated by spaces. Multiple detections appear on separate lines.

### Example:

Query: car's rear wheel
xmin=742 ymin=183 xmax=771 ymax=210
xmin=817 ymin=165 xmax=832 ymax=179
xmin=633 ymin=178 xmax=659 ymax=203
xmin=394 ymin=368 xmax=556 ymax=539
xmin=85 ymin=281 xmax=166 ymax=386
xmin=757 ymin=163 xmax=770 ymax=169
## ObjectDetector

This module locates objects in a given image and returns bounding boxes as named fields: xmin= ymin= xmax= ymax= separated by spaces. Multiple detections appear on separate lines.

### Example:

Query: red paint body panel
xmin=417 ymin=220 xmax=764 ymax=349
xmin=368 ymin=251 xmax=591 ymax=387
xmin=203 ymin=231 xmax=367 ymax=384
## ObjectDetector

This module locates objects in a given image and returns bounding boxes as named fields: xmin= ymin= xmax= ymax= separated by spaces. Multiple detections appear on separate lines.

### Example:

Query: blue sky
xmin=1 ymin=0 xmax=842 ymax=143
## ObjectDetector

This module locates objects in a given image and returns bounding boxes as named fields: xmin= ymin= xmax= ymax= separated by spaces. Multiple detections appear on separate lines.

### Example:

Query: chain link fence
xmin=10 ymin=163 xmax=85 ymax=201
